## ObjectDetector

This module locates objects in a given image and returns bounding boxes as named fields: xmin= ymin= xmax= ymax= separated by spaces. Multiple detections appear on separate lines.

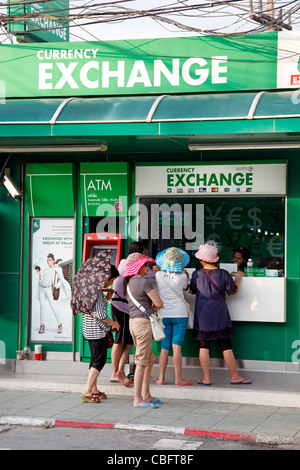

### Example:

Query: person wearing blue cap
xmin=154 ymin=247 xmax=192 ymax=386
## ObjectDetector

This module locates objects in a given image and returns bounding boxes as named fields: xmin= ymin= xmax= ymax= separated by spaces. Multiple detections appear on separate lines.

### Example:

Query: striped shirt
xmin=82 ymin=293 xmax=111 ymax=340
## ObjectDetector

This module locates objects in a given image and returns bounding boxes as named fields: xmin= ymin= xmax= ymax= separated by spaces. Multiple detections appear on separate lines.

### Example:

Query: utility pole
xmin=250 ymin=0 xmax=292 ymax=31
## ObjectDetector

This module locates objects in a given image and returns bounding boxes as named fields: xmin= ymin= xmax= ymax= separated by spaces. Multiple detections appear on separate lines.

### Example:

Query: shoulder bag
xmin=126 ymin=285 xmax=165 ymax=342
xmin=157 ymin=271 xmax=194 ymax=329
xmin=53 ymin=272 xmax=60 ymax=301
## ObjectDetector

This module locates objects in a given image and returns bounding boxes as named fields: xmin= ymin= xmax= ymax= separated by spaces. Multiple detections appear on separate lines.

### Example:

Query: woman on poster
xmin=34 ymin=253 xmax=71 ymax=335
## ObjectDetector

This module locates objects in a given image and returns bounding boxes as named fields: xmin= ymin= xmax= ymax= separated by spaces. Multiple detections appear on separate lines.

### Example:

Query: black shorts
xmin=111 ymin=304 xmax=133 ymax=345
xmin=88 ymin=336 xmax=107 ymax=372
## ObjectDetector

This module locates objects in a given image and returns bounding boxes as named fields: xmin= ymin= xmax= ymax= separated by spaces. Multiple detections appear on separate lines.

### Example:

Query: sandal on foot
xmin=80 ymin=394 xmax=100 ymax=403
xmin=155 ymin=379 xmax=165 ymax=385
xmin=150 ymin=398 xmax=164 ymax=405
xmin=197 ymin=380 xmax=212 ymax=386
xmin=93 ymin=391 xmax=107 ymax=399
xmin=230 ymin=379 xmax=252 ymax=385
xmin=136 ymin=402 xmax=158 ymax=409
xmin=175 ymin=380 xmax=192 ymax=386
xmin=39 ymin=324 xmax=45 ymax=334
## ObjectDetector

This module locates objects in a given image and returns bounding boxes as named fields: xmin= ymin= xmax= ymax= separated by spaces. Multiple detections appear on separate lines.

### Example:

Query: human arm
xmin=225 ymin=270 xmax=243 ymax=295
xmin=234 ymin=271 xmax=244 ymax=289
xmin=189 ymin=271 xmax=197 ymax=295
xmin=146 ymin=288 xmax=164 ymax=311
xmin=182 ymin=269 xmax=190 ymax=290
xmin=91 ymin=294 xmax=120 ymax=331
xmin=104 ymin=316 xmax=120 ymax=331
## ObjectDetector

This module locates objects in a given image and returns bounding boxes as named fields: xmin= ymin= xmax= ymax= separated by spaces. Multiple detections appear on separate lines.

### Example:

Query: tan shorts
xmin=129 ymin=317 xmax=155 ymax=367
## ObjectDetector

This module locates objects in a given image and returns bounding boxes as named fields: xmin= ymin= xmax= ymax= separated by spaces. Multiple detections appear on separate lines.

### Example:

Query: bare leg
xmin=133 ymin=364 xmax=147 ymax=407
xmin=173 ymin=344 xmax=191 ymax=385
xmin=110 ymin=343 xmax=124 ymax=380
xmin=142 ymin=361 xmax=155 ymax=402
xmin=111 ymin=343 xmax=133 ymax=387
xmin=199 ymin=348 xmax=211 ymax=385
xmin=223 ymin=349 xmax=251 ymax=384
xmin=82 ymin=367 xmax=99 ymax=396
xmin=156 ymin=348 xmax=169 ymax=385
xmin=118 ymin=344 xmax=132 ymax=376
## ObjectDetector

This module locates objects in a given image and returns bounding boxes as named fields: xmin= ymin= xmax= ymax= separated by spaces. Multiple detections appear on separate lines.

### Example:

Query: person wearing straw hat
xmin=190 ymin=241 xmax=251 ymax=386
xmin=154 ymin=247 xmax=192 ymax=386
xmin=123 ymin=253 xmax=164 ymax=409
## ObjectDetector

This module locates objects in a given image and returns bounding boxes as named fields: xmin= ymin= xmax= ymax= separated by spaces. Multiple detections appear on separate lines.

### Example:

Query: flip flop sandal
xmin=93 ymin=391 xmax=107 ymax=399
xmin=175 ymin=380 xmax=192 ymax=386
xmin=80 ymin=394 xmax=101 ymax=403
xmin=230 ymin=379 xmax=252 ymax=385
xmin=197 ymin=380 xmax=212 ymax=386
xmin=136 ymin=402 xmax=158 ymax=409
xmin=155 ymin=379 xmax=165 ymax=385
xmin=150 ymin=398 xmax=164 ymax=405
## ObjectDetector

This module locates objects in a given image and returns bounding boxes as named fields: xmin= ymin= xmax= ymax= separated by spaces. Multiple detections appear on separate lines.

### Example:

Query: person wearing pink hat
xmin=190 ymin=241 xmax=251 ymax=386
xmin=123 ymin=253 xmax=164 ymax=408
xmin=109 ymin=242 xmax=160 ymax=387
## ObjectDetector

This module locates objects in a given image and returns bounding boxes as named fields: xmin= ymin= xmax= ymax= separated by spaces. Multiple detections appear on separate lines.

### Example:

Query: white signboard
xmin=136 ymin=163 xmax=286 ymax=196
xmin=30 ymin=218 xmax=74 ymax=343
xmin=277 ymin=31 xmax=300 ymax=88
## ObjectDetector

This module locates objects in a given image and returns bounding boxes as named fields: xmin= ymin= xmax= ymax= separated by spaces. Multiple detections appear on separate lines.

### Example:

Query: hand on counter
xmin=234 ymin=271 xmax=244 ymax=288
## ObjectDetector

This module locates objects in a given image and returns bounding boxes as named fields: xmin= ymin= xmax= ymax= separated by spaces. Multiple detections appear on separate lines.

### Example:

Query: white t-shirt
xmin=155 ymin=271 xmax=189 ymax=318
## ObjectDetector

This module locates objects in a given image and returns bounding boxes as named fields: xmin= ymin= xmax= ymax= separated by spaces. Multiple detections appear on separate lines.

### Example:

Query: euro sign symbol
xmin=226 ymin=207 xmax=243 ymax=230
xmin=267 ymin=236 xmax=284 ymax=257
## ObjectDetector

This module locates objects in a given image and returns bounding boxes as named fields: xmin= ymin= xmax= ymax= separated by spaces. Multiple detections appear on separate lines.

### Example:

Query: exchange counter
xmin=183 ymin=277 xmax=286 ymax=324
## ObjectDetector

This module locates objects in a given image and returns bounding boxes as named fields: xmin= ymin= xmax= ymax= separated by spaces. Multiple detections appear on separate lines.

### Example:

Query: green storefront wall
xmin=1 ymin=31 xmax=300 ymax=369
xmin=0 ymin=165 xmax=21 ymax=362
xmin=0 ymin=149 xmax=299 ymax=366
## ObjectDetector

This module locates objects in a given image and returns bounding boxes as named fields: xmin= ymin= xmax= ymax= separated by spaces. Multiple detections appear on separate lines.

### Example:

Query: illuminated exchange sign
xmin=2 ymin=31 xmax=300 ymax=98
xmin=0 ymin=32 xmax=277 ymax=98
xmin=135 ymin=163 xmax=287 ymax=196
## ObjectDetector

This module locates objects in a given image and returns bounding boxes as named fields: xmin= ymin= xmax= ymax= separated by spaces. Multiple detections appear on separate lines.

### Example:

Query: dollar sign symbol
xmin=247 ymin=207 xmax=262 ymax=230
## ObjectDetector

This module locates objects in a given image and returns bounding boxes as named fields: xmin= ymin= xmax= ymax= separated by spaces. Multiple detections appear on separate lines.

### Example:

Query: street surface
xmin=0 ymin=425 xmax=292 ymax=453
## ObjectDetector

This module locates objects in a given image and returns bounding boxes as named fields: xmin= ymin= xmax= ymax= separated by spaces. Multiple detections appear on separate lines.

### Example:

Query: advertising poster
xmin=30 ymin=218 xmax=74 ymax=343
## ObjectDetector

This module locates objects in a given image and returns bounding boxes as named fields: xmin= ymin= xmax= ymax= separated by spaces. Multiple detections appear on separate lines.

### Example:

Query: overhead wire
xmin=0 ymin=0 xmax=299 ymax=41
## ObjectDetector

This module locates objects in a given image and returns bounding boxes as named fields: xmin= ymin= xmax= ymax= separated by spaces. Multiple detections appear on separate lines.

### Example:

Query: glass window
xmin=139 ymin=196 xmax=285 ymax=276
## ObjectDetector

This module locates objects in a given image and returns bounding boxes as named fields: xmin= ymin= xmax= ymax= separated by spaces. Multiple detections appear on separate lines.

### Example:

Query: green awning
xmin=1 ymin=91 xmax=300 ymax=125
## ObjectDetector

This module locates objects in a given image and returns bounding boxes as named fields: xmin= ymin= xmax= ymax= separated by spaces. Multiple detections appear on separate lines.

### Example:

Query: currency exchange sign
xmin=0 ymin=32 xmax=277 ymax=98
xmin=7 ymin=0 xmax=69 ymax=43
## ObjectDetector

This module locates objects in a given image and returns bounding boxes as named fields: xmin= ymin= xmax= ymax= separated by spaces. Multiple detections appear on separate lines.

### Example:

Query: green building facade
xmin=0 ymin=31 xmax=300 ymax=372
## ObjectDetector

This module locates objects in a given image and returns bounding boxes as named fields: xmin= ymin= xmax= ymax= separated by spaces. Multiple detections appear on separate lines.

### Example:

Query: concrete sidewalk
xmin=1 ymin=367 xmax=300 ymax=446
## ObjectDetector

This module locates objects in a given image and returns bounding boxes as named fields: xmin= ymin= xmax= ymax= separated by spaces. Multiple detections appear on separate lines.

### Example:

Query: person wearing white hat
xmin=155 ymin=247 xmax=192 ymax=386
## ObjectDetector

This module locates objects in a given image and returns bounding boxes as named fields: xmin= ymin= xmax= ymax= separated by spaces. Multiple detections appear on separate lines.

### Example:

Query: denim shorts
xmin=161 ymin=317 xmax=188 ymax=350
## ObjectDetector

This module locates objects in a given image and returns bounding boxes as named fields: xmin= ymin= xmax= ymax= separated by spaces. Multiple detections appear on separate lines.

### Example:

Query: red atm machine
xmin=82 ymin=232 xmax=122 ymax=266
xmin=81 ymin=233 xmax=122 ymax=364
